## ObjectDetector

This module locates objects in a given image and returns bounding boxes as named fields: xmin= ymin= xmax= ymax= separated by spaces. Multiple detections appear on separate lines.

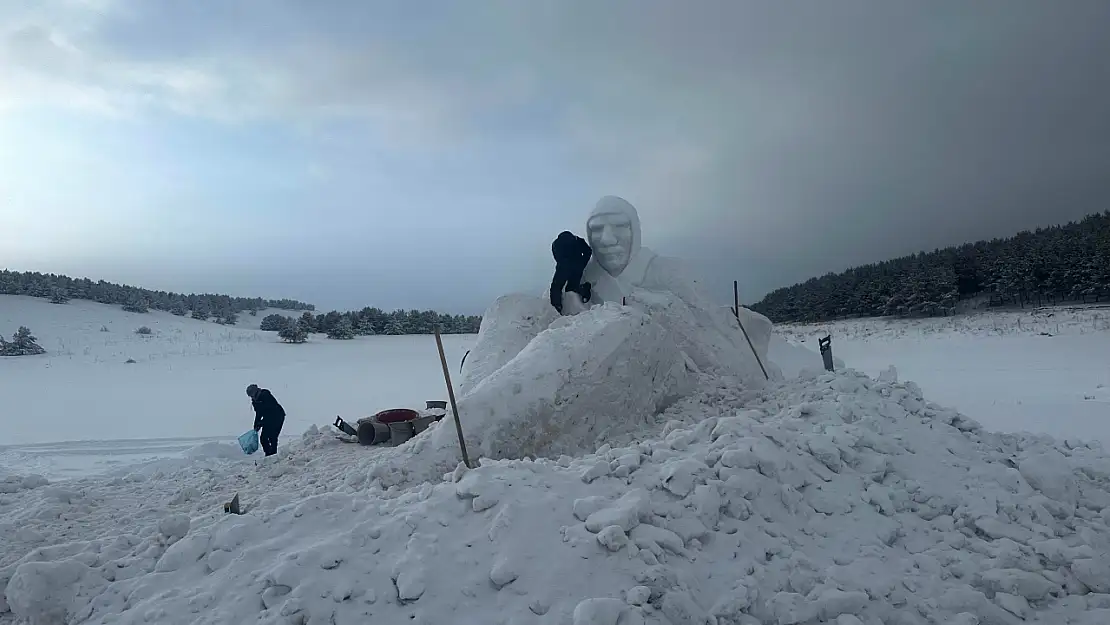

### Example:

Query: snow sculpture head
xmin=587 ymin=195 xmax=641 ymax=278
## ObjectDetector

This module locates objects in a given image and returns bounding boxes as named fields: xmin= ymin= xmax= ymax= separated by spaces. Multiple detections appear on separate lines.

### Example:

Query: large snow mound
xmin=5 ymin=370 xmax=1110 ymax=624
xmin=371 ymin=304 xmax=694 ymax=487
xmin=444 ymin=303 xmax=693 ymax=460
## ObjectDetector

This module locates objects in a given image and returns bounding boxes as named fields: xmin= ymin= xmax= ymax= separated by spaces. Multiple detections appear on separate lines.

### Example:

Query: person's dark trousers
xmin=550 ymin=264 xmax=588 ymax=312
xmin=260 ymin=418 xmax=284 ymax=456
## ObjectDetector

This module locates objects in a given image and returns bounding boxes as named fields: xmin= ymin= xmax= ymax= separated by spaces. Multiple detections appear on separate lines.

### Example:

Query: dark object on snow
xmin=224 ymin=493 xmax=241 ymax=515
xmin=356 ymin=417 xmax=391 ymax=445
xmin=389 ymin=421 xmax=415 ymax=446
xmin=550 ymin=231 xmax=593 ymax=313
xmin=460 ymin=350 xmax=470 ymax=373
xmin=335 ymin=407 xmax=441 ymax=446
xmin=819 ymin=335 xmax=834 ymax=372
xmin=375 ymin=408 xmax=420 ymax=424
xmin=426 ymin=400 xmax=447 ymax=410
xmin=333 ymin=416 xmax=357 ymax=437
xmin=247 ymin=384 xmax=286 ymax=456
xmin=412 ymin=415 xmax=436 ymax=435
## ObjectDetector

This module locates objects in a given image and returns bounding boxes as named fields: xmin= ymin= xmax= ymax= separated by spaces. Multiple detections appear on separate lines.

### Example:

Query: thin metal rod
xmin=733 ymin=280 xmax=769 ymax=380
xmin=434 ymin=327 xmax=472 ymax=468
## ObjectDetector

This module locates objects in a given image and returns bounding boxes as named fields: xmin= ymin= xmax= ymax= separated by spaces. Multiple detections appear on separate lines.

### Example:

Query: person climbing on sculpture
xmin=550 ymin=230 xmax=593 ymax=313
xmin=246 ymin=383 xmax=285 ymax=456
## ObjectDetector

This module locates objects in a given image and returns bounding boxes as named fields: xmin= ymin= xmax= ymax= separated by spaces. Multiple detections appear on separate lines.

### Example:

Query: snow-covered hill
xmin=3 ymin=367 xmax=1110 ymax=624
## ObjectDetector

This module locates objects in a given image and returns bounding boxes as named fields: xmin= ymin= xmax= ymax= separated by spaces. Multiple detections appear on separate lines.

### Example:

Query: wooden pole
xmin=732 ymin=280 xmax=770 ymax=380
xmin=434 ymin=326 xmax=472 ymax=469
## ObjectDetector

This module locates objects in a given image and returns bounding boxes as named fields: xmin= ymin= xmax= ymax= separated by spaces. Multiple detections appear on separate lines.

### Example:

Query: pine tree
xmin=278 ymin=324 xmax=308 ymax=344
xmin=260 ymin=314 xmax=292 ymax=331
xmin=356 ymin=316 xmax=376 ymax=335
xmin=299 ymin=312 xmax=317 ymax=333
xmin=0 ymin=326 xmax=46 ymax=356
xmin=327 ymin=318 xmax=355 ymax=340
xmin=123 ymin=298 xmax=149 ymax=313
xmin=385 ymin=317 xmax=405 ymax=335
xmin=49 ymin=289 xmax=69 ymax=304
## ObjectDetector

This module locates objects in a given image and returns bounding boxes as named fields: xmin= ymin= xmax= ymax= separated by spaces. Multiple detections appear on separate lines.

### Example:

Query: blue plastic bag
xmin=238 ymin=429 xmax=260 ymax=455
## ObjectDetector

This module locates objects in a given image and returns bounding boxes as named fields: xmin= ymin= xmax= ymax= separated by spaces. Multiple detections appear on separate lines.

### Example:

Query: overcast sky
xmin=2 ymin=1 xmax=1109 ymax=314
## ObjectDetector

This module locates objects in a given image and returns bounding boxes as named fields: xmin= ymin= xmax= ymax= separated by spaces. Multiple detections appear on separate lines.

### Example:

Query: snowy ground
xmin=0 ymin=296 xmax=473 ymax=475
xmin=5 ymin=297 xmax=1110 ymax=624
xmin=780 ymin=306 xmax=1110 ymax=447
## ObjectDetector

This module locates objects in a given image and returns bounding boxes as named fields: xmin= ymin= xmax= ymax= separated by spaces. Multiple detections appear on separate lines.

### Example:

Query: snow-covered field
xmin=781 ymin=306 xmax=1110 ymax=447
xmin=4 ymin=296 xmax=1110 ymax=624
xmin=0 ymin=295 xmax=473 ymax=452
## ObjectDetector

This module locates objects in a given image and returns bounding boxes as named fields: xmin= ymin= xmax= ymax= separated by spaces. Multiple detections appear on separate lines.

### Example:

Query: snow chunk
xmin=815 ymin=589 xmax=869 ymax=621
xmin=978 ymin=568 xmax=1060 ymax=601
xmin=6 ymin=559 xmax=106 ymax=624
xmin=574 ymin=597 xmax=628 ymax=625
xmin=627 ymin=586 xmax=652 ymax=606
xmin=489 ymin=556 xmax=519 ymax=588
xmin=1072 ymin=558 xmax=1110 ymax=593
xmin=1019 ymin=452 xmax=1080 ymax=507
xmin=597 ymin=525 xmax=629 ymax=552
xmin=585 ymin=490 xmax=650 ymax=534
xmin=660 ymin=458 xmax=709 ymax=497
xmin=157 ymin=514 xmax=190 ymax=543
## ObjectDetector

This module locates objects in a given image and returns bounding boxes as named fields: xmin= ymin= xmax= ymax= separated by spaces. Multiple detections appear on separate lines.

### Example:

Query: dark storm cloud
xmin=3 ymin=0 xmax=1109 ymax=310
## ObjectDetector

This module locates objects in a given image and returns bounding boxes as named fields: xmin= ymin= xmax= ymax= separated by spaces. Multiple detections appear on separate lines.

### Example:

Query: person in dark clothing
xmin=550 ymin=231 xmax=593 ymax=313
xmin=246 ymin=384 xmax=285 ymax=456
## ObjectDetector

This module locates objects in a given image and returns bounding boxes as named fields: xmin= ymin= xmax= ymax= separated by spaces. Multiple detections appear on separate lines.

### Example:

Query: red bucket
xmin=374 ymin=408 xmax=420 ymax=424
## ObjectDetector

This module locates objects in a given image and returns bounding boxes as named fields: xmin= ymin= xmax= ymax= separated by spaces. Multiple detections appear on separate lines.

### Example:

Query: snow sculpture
xmin=571 ymin=195 xmax=774 ymax=381
xmin=427 ymin=194 xmax=787 ymax=478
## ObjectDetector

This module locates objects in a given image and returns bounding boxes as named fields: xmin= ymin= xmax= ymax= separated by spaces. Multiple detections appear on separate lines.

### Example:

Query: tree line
xmin=0 ymin=269 xmax=482 ymax=347
xmin=260 ymin=308 xmax=481 ymax=343
xmin=751 ymin=211 xmax=1110 ymax=323
xmin=0 ymin=270 xmax=314 ymax=323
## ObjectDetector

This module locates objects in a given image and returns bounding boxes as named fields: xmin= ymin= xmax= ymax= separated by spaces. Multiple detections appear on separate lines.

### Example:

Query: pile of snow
xmin=4 ymin=369 xmax=1110 ymax=623
xmin=446 ymin=304 xmax=692 ymax=458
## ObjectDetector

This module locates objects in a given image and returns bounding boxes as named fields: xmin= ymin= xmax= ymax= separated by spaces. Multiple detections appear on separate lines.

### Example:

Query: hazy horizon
xmin=3 ymin=207 xmax=1103 ymax=315
xmin=3 ymin=1 xmax=1109 ymax=314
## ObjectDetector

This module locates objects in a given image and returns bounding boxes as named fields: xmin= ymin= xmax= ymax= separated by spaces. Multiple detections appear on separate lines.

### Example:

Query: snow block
xmin=458 ymin=294 xmax=560 ymax=395
xmin=433 ymin=304 xmax=693 ymax=461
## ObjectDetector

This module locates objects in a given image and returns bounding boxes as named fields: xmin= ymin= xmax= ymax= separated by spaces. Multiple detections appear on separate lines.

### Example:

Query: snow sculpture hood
xmin=587 ymin=195 xmax=642 ymax=278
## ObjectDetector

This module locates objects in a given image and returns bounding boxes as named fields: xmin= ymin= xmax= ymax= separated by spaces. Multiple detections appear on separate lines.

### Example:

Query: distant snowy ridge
xmin=3 ymin=368 xmax=1110 ymax=624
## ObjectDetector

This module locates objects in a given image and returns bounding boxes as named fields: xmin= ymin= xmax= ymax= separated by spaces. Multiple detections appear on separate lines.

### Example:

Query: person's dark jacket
xmin=252 ymin=388 xmax=286 ymax=431
xmin=552 ymin=231 xmax=592 ymax=269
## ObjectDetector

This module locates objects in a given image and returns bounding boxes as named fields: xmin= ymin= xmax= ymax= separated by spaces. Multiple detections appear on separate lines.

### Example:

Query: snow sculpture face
xmin=587 ymin=195 xmax=641 ymax=277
